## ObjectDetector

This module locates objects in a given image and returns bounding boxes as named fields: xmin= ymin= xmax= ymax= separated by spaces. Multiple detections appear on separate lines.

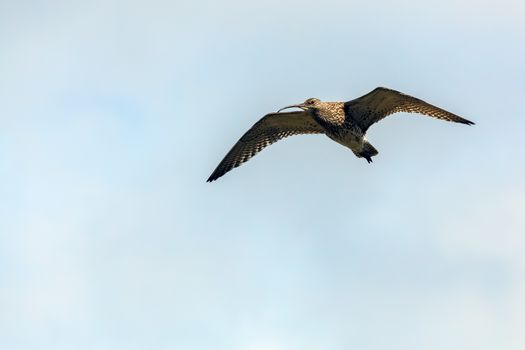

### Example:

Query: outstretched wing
xmin=207 ymin=111 xmax=324 ymax=182
xmin=344 ymin=87 xmax=474 ymax=132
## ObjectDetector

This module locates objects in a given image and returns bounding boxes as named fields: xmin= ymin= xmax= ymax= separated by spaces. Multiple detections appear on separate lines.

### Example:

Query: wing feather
xmin=207 ymin=111 xmax=324 ymax=182
xmin=344 ymin=87 xmax=474 ymax=132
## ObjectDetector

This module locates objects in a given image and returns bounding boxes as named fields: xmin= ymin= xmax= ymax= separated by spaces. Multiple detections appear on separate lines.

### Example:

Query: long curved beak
xmin=277 ymin=103 xmax=306 ymax=113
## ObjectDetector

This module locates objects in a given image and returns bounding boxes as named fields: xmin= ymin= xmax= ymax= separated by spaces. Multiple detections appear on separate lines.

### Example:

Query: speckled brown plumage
xmin=207 ymin=87 xmax=474 ymax=182
xmin=207 ymin=111 xmax=323 ymax=182
xmin=344 ymin=87 xmax=474 ymax=132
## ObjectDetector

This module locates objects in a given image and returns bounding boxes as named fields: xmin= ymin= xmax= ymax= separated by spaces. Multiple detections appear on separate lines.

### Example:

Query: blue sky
xmin=0 ymin=1 xmax=524 ymax=349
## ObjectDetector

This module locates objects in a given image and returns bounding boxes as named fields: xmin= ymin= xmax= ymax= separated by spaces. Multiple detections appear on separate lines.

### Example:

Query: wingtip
xmin=206 ymin=172 xmax=222 ymax=182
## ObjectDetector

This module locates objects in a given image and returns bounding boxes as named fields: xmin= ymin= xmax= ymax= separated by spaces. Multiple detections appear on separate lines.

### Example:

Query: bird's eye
xmin=307 ymin=99 xmax=315 ymax=104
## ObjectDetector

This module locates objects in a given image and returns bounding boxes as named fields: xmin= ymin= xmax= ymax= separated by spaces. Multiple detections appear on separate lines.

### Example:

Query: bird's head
xmin=277 ymin=98 xmax=322 ymax=112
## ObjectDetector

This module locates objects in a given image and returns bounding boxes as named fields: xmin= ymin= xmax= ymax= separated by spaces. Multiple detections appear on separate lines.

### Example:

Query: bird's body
xmin=207 ymin=87 xmax=474 ymax=182
xmin=309 ymin=101 xmax=367 ymax=158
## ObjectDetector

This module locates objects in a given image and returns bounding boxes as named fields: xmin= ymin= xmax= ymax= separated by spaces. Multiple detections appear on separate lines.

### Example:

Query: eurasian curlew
xmin=207 ymin=87 xmax=474 ymax=182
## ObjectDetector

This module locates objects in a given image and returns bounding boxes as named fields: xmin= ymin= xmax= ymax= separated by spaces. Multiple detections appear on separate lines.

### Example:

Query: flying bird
xmin=207 ymin=87 xmax=474 ymax=182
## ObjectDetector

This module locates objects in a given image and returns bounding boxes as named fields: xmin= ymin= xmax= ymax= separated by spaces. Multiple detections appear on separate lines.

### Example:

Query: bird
xmin=207 ymin=87 xmax=474 ymax=182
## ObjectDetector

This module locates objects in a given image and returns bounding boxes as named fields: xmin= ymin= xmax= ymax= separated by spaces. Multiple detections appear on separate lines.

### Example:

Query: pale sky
xmin=1 ymin=1 xmax=524 ymax=350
